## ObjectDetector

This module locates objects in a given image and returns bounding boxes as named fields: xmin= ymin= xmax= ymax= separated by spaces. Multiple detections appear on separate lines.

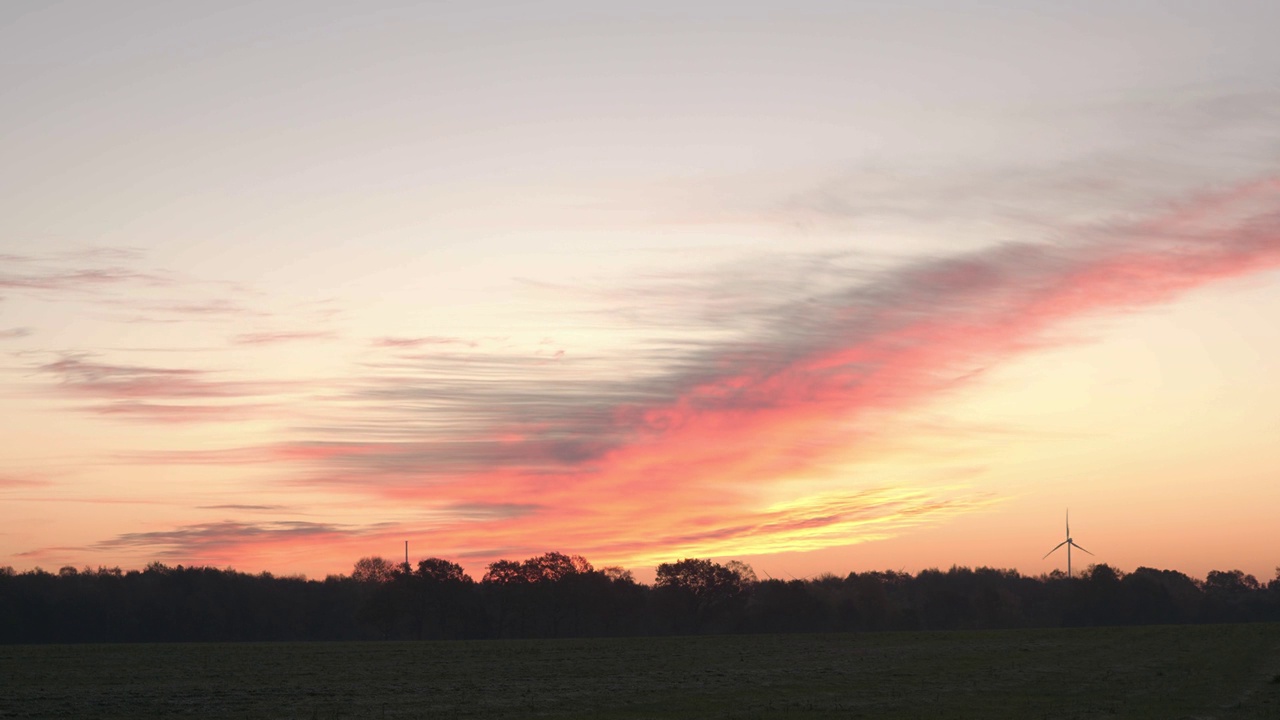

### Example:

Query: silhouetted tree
xmin=351 ymin=556 xmax=398 ymax=584
xmin=1083 ymin=563 xmax=1125 ymax=625
xmin=1203 ymin=569 xmax=1262 ymax=622
xmin=482 ymin=559 xmax=525 ymax=584
xmin=654 ymin=558 xmax=754 ymax=633
xmin=488 ymin=552 xmax=597 ymax=637
xmin=407 ymin=558 xmax=476 ymax=639
xmin=602 ymin=566 xmax=634 ymax=583
xmin=416 ymin=558 xmax=470 ymax=584
xmin=4 ymin=554 xmax=1279 ymax=643
xmin=350 ymin=557 xmax=404 ymax=636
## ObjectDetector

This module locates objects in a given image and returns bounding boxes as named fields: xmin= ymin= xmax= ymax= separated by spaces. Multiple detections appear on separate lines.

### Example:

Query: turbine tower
xmin=1042 ymin=509 xmax=1093 ymax=577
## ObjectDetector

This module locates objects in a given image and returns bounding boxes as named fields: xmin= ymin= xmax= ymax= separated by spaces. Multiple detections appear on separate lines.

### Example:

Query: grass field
xmin=2 ymin=624 xmax=1279 ymax=719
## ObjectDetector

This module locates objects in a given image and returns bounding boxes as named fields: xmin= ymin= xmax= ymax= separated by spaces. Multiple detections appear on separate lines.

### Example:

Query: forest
xmin=2 ymin=553 xmax=1278 ymax=643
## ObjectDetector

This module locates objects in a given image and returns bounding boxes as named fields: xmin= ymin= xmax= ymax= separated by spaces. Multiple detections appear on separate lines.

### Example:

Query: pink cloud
xmin=0 ymin=475 xmax=49 ymax=489
xmin=331 ymin=177 xmax=1279 ymax=565
xmin=0 ymin=267 xmax=164 ymax=292
xmin=77 ymin=177 xmax=1280 ymax=573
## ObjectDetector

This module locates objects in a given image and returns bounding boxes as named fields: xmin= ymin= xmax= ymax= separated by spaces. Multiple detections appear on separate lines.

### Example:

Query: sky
xmin=2 ymin=1 xmax=1279 ymax=583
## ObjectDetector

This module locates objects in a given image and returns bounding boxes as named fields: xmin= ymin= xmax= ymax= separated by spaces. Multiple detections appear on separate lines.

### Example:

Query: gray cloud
xmin=444 ymin=502 xmax=542 ymax=521
xmin=92 ymin=520 xmax=395 ymax=559
xmin=39 ymin=355 xmax=261 ymax=398
xmin=777 ymin=86 xmax=1280 ymax=240
xmin=33 ymin=354 xmax=290 ymax=422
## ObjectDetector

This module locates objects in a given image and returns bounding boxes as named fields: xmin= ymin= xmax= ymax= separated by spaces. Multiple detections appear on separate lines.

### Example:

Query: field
xmin=2 ymin=624 xmax=1279 ymax=719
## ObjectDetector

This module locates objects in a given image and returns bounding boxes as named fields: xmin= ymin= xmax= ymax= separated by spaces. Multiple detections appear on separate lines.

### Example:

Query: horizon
xmin=3 ymin=3 xmax=1279 ymax=585
xmin=7 ymin=547 xmax=1274 ymax=588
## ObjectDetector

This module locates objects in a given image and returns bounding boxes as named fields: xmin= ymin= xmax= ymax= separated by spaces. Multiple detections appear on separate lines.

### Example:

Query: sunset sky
xmin=3 ymin=2 xmax=1279 ymax=583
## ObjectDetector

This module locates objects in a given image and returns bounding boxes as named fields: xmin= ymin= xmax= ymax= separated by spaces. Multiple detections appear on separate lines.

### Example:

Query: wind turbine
xmin=1043 ymin=510 xmax=1093 ymax=577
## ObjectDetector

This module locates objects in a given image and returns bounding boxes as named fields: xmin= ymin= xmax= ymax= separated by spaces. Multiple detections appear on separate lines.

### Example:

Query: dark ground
xmin=2 ymin=623 xmax=1279 ymax=719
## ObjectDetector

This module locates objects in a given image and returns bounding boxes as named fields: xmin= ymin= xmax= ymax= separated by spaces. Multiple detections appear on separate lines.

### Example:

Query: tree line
xmin=2 ymin=553 xmax=1278 ymax=643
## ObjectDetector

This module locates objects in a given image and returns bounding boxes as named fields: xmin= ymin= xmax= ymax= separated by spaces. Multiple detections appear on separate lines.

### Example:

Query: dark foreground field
xmin=2 ymin=624 xmax=1279 ymax=719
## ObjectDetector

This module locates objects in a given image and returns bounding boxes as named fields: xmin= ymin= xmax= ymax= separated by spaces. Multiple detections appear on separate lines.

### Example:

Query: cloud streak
xmin=88 ymin=520 xmax=397 ymax=565
xmin=197 ymin=504 xmax=290 ymax=512
xmin=232 ymin=331 xmax=337 ymax=346
xmin=33 ymin=355 xmax=294 ymax=423
xmin=0 ymin=248 xmax=275 ymax=330
xmin=371 ymin=336 xmax=480 ymax=349
xmin=0 ymin=475 xmax=49 ymax=489
xmin=0 ymin=267 xmax=164 ymax=293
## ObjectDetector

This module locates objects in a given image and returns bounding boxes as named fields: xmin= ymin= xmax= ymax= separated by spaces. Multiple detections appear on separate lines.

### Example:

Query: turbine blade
xmin=1042 ymin=540 xmax=1068 ymax=559
xmin=1071 ymin=541 xmax=1094 ymax=556
xmin=1066 ymin=509 xmax=1070 ymax=537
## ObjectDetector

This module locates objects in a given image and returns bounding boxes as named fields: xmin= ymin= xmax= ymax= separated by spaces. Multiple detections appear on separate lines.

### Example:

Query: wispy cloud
xmin=0 ymin=327 xmax=32 ymax=340
xmin=0 ymin=264 xmax=165 ymax=293
xmin=420 ymin=488 xmax=993 ymax=568
xmin=371 ymin=336 xmax=480 ymax=349
xmin=105 ymin=298 xmax=270 ymax=325
xmin=0 ymin=475 xmax=49 ymax=489
xmin=0 ymin=247 xmax=273 ymax=330
xmin=600 ymin=489 xmax=994 ymax=563
xmin=88 ymin=401 xmax=278 ymax=423
xmin=89 ymin=520 xmax=397 ymax=563
xmin=153 ymin=300 xmax=260 ymax=317
xmin=777 ymin=86 xmax=1280 ymax=241
xmin=5 ymin=495 xmax=173 ymax=505
xmin=33 ymin=354 xmax=290 ymax=422
xmin=38 ymin=355 xmax=262 ymax=399
xmin=115 ymin=447 xmax=280 ymax=465
xmin=232 ymin=331 xmax=337 ymax=346
xmin=197 ymin=504 xmax=290 ymax=512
